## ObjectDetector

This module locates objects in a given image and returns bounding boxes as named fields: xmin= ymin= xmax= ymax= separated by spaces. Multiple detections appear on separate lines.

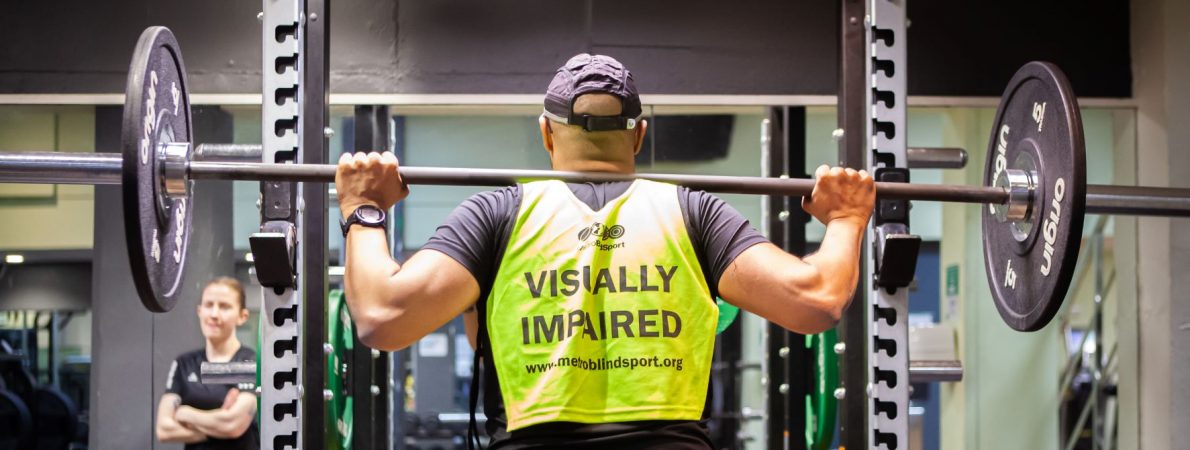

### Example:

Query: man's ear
xmin=237 ymin=307 xmax=249 ymax=326
xmin=632 ymin=119 xmax=648 ymax=156
xmin=539 ymin=115 xmax=555 ymax=155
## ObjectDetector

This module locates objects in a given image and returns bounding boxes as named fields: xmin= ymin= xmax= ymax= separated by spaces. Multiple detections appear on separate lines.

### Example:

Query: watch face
xmin=357 ymin=207 xmax=384 ymax=224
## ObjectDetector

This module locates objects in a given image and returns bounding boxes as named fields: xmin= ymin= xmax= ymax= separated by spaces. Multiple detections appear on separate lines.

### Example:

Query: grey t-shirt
xmin=421 ymin=181 xmax=768 ymax=448
xmin=423 ymin=181 xmax=767 ymax=298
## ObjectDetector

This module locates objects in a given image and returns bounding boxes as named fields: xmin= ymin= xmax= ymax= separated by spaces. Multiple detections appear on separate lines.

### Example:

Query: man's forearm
xmin=342 ymin=227 xmax=482 ymax=351
xmin=344 ymin=226 xmax=402 ymax=332
xmin=804 ymin=219 xmax=866 ymax=305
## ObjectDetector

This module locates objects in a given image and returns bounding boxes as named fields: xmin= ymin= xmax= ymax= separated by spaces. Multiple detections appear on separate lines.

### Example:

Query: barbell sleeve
xmin=1085 ymin=185 xmax=1190 ymax=217
xmin=0 ymin=151 xmax=121 ymax=185
xmin=908 ymin=360 xmax=964 ymax=383
xmin=193 ymin=143 xmax=267 ymax=163
xmin=0 ymin=146 xmax=275 ymax=185
xmin=906 ymin=147 xmax=968 ymax=169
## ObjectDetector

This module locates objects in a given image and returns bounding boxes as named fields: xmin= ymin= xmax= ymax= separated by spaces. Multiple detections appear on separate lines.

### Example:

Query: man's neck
xmin=206 ymin=336 xmax=242 ymax=362
xmin=552 ymin=159 xmax=635 ymax=174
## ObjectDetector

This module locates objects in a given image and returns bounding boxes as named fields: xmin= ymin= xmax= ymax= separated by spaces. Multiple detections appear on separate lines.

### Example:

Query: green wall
xmin=0 ymin=106 xmax=96 ymax=250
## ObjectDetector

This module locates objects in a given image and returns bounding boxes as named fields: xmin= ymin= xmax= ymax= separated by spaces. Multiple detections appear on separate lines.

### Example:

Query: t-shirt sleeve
xmin=679 ymin=188 xmax=769 ymax=295
xmin=421 ymin=187 xmax=519 ymax=288
xmin=165 ymin=358 xmax=183 ymax=394
xmin=236 ymin=347 xmax=257 ymax=362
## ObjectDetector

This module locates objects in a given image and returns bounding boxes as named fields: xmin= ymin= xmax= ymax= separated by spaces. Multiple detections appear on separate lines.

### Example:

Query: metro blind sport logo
xmin=577 ymin=222 xmax=626 ymax=251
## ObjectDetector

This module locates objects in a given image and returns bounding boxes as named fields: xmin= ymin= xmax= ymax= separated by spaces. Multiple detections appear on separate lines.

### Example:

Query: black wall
xmin=0 ymin=0 xmax=1130 ymax=97
xmin=907 ymin=0 xmax=1131 ymax=97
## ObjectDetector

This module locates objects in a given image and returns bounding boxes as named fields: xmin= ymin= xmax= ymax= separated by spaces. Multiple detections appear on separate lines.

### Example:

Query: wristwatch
xmin=340 ymin=205 xmax=387 ymax=237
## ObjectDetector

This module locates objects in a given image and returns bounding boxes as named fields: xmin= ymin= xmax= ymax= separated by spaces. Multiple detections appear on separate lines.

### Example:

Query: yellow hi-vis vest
xmin=486 ymin=179 xmax=718 ymax=430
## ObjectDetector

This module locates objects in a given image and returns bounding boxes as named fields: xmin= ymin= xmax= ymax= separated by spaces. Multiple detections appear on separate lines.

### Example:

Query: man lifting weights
xmin=334 ymin=54 xmax=873 ymax=449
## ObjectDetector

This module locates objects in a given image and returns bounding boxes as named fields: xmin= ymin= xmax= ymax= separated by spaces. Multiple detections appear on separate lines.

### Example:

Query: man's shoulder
xmin=674 ymin=185 xmax=718 ymax=199
xmin=468 ymin=185 xmax=520 ymax=202
xmin=674 ymin=186 xmax=730 ymax=214
xmin=456 ymin=186 xmax=521 ymax=221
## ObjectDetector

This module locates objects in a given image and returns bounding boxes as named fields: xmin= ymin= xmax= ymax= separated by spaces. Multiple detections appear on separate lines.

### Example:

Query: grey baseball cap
xmin=543 ymin=53 xmax=643 ymax=132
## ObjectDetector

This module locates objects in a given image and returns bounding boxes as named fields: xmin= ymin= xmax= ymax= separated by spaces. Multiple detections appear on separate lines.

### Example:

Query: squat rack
xmin=0 ymin=1 xmax=1169 ymax=449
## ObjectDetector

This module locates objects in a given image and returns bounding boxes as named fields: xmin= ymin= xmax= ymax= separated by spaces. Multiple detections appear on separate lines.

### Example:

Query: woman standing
xmin=156 ymin=277 xmax=259 ymax=449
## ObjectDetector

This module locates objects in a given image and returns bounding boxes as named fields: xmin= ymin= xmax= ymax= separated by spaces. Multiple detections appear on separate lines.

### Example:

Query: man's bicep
xmin=718 ymin=242 xmax=826 ymax=332
xmin=683 ymin=189 xmax=769 ymax=292
xmin=387 ymin=249 xmax=482 ymax=336
xmin=423 ymin=188 xmax=516 ymax=286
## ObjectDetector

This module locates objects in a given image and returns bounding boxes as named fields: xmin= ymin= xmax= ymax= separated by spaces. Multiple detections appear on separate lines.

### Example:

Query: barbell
xmin=2 ymin=27 xmax=1189 ymax=331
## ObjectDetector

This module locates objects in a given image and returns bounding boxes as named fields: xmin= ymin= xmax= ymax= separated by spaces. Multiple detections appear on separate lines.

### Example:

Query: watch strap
xmin=340 ymin=205 xmax=387 ymax=237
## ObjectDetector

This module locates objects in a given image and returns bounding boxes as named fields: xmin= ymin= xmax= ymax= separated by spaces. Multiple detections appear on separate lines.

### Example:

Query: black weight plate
xmin=121 ymin=27 xmax=193 ymax=313
xmin=0 ymin=389 xmax=33 ymax=450
xmin=32 ymin=387 xmax=79 ymax=449
xmin=982 ymin=62 xmax=1085 ymax=332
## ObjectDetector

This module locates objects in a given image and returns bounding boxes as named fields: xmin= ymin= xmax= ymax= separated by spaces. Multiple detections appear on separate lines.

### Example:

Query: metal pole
xmin=837 ymin=0 xmax=869 ymax=447
xmin=5 ymin=151 xmax=1190 ymax=216
xmin=187 ymin=161 xmax=1010 ymax=203
xmin=866 ymin=0 xmax=911 ymax=443
xmin=0 ymin=144 xmax=961 ymax=170
xmin=300 ymin=0 xmax=331 ymax=447
xmin=764 ymin=106 xmax=810 ymax=450
xmin=1085 ymin=185 xmax=1190 ymax=216
xmin=193 ymin=144 xmax=266 ymax=162
xmin=1092 ymin=231 xmax=1104 ymax=450
xmin=907 ymin=361 xmax=964 ymax=383
xmin=259 ymin=0 xmax=305 ymax=445
xmin=906 ymin=147 xmax=968 ymax=169
xmin=0 ymin=151 xmax=121 ymax=184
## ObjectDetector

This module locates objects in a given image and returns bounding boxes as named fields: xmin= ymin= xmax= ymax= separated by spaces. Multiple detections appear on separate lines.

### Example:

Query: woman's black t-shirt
xmin=165 ymin=347 xmax=259 ymax=450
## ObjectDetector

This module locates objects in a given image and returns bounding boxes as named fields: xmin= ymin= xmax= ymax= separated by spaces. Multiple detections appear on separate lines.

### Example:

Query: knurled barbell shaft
xmin=2 ymin=151 xmax=1190 ymax=217
xmin=187 ymin=160 xmax=1009 ymax=204
xmin=0 ymin=151 xmax=1005 ymax=202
